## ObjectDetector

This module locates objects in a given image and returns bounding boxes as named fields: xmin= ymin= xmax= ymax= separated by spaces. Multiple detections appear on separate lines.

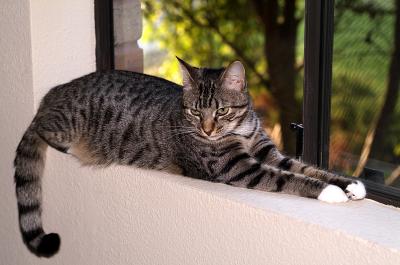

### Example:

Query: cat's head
xmin=178 ymin=57 xmax=250 ymax=141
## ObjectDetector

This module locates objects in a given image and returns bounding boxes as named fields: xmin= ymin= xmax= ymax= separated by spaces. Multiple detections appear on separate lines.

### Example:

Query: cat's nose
xmin=203 ymin=127 xmax=213 ymax=136
xmin=202 ymin=120 xmax=215 ymax=136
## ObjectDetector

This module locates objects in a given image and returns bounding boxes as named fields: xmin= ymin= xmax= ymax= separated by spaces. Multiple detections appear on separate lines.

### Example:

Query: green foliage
xmin=331 ymin=1 xmax=400 ymax=164
xmin=141 ymin=0 xmax=306 ymax=128
xmin=142 ymin=0 xmax=264 ymax=86
xmin=141 ymin=0 xmax=399 ymax=166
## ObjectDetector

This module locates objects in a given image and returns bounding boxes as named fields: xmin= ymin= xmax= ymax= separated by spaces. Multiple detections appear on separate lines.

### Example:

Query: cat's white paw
xmin=345 ymin=180 xmax=366 ymax=200
xmin=318 ymin=185 xmax=349 ymax=203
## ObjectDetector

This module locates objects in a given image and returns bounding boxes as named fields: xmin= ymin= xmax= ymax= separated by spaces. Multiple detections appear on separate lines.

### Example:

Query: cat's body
xmin=14 ymin=59 xmax=366 ymax=257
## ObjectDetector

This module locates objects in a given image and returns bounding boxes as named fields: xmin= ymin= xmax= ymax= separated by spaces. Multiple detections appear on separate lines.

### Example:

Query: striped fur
xmin=14 ymin=59 xmax=365 ymax=257
xmin=14 ymin=124 xmax=60 ymax=257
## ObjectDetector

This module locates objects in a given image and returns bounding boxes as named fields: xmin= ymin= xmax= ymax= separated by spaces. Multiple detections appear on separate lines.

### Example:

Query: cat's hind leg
xmin=36 ymin=128 xmax=71 ymax=154
xmin=35 ymin=116 xmax=74 ymax=154
xmin=36 ymin=118 xmax=104 ymax=166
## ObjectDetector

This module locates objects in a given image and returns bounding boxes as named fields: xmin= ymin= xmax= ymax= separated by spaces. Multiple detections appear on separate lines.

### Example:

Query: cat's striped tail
xmin=14 ymin=124 xmax=60 ymax=257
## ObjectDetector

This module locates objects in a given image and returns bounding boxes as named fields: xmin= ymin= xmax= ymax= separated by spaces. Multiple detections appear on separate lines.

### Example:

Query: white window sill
xmin=192 ymin=175 xmax=400 ymax=252
xmin=38 ymin=151 xmax=400 ymax=265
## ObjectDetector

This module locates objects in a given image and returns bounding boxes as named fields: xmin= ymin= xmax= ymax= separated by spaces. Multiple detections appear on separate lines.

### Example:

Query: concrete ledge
xmin=34 ymin=149 xmax=400 ymax=264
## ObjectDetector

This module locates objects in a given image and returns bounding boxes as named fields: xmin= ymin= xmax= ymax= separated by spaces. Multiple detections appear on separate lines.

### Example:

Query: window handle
xmin=290 ymin=123 xmax=304 ymax=160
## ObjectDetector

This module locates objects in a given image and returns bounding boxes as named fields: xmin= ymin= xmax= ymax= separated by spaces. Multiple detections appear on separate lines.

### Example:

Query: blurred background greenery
xmin=139 ymin=0 xmax=399 ymax=187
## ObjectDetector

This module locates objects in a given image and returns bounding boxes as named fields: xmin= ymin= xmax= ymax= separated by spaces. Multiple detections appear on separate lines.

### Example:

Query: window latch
xmin=290 ymin=123 xmax=304 ymax=160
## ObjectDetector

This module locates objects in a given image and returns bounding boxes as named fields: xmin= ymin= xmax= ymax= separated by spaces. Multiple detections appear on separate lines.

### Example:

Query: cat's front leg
xmin=249 ymin=134 xmax=366 ymax=200
xmin=282 ymin=159 xmax=366 ymax=200
xmin=213 ymin=152 xmax=349 ymax=203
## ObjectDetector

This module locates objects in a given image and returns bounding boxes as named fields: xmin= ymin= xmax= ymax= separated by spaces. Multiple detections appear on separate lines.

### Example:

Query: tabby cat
xmin=14 ymin=58 xmax=366 ymax=257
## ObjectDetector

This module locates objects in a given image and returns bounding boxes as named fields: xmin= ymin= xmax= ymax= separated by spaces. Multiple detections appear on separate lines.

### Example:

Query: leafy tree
xmin=369 ymin=0 xmax=400 ymax=161
xmin=142 ymin=0 xmax=305 ymax=155
xmin=334 ymin=0 xmax=400 ymax=177
xmin=141 ymin=0 xmax=400 ymax=175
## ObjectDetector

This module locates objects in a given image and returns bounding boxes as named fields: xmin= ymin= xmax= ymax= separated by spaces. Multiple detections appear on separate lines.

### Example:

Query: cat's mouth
xmin=204 ymin=134 xmax=221 ymax=140
xmin=198 ymin=129 xmax=225 ymax=141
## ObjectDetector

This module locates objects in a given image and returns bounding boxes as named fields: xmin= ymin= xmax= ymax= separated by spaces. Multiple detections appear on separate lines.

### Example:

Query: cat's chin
xmin=197 ymin=133 xmax=224 ymax=141
xmin=202 ymin=135 xmax=221 ymax=141
xmin=207 ymin=136 xmax=222 ymax=141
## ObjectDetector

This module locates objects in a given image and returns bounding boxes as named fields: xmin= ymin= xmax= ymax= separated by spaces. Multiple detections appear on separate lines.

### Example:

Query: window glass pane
xmin=140 ymin=0 xmax=305 ymax=156
xmin=331 ymin=1 xmax=400 ymax=189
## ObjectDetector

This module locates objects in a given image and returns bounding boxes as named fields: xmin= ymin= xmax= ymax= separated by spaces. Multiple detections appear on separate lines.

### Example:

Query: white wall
xmin=0 ymin=0 xmax=96 ymax=264
xmin=0 ymin=1 xmax=35 ymax=263
xmin=30 ymin=0 xmax=96 ymax=106
xmin=1 ymin=1 xmax=400 ymax=265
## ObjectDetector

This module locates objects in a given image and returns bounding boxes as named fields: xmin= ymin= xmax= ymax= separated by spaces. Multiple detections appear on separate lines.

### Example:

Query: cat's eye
xmin=216 ymin=107 xmax=230 ymax=116
xmin=189 ymin=109 xmax=201 ymax=116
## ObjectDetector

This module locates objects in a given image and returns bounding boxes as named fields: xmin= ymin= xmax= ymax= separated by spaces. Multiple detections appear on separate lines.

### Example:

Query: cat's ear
xmin=177 ymin=57 xmax=196 ymax=90
xmin=220 ymin=61 xmax=246 ymax=91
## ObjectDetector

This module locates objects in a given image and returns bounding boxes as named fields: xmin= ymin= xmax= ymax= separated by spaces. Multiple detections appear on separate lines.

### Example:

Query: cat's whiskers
xmin=165 ymin=129 xmax=197 ymax=141
xmin=160 ymin=125 xmax=196 ymax=130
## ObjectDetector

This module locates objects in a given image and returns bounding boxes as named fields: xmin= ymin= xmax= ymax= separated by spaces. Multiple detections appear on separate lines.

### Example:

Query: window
xmin=95 ymin=0 xmax=114 ymax=71
xmin=139 ymin=0 xmax=306 ymax=156
xmin=303 ymin=0 xmax=400 ymax=207
xmin=95 ymin=0 xmax=400 ymax=207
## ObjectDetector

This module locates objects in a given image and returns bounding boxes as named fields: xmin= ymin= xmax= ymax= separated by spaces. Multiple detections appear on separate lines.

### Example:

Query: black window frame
xmin=95 ymin=0 xmax=114 ymax=71
xmin=303 ymin=0 xmax=400 ymax=207
xmin=95 ymin=0 xmax=400 ymax=207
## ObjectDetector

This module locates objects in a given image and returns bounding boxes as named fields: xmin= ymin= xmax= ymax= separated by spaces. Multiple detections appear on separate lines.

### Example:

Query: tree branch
xmin=353 ymin=123 xmax=377 ymax=177
xmin=174 ymin=3 xmax=271 ymax=88
xmin=354 ymin=0 xmax=400 ymax=175
xmin=283 ymin=0 xmax=297 ymax=31
xmin=370 ymin=0 xmax=400 ymax=158
xmin=295 ymin=60 xmax=304 ymax=72
xmin=386 ymin=165 xmax=400 ymax=186
xmin=251 ymin=0 xmax=278 ymax=35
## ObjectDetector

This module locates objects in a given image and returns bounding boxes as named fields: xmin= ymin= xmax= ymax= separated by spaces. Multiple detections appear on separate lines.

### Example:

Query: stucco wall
xmin=30 ymin=0 xmax=96 ymax=106
xmin=0 ymin=1 xmax=35 ymax=263
xmin=1 ymin=1 xmax=400 ymax=265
